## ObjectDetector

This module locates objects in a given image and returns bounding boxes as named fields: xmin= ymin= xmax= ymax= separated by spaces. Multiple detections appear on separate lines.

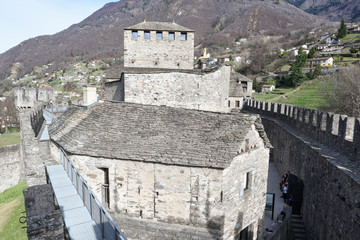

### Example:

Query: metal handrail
xmin=60 ymin=150 xmax=127 ymax=240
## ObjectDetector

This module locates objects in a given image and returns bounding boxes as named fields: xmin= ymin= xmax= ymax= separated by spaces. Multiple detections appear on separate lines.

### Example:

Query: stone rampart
xmin=246 ymin=99 xmax=360 ymax=162
xmin=245 ymin=100 xmax=360 ymax=239
xmin=30 ymin=106 xmax=44 ymax=137
xmin=0 ymin=144 xmax=23 ymax=193
xmin=14 ymin=88 xmax=55 ymax=109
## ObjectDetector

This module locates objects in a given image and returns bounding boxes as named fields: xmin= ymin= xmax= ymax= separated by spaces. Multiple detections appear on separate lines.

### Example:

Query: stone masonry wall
xmin=55 ymin=120 xmax=269 ymax=240
xmin=20 ymin=109 xmax=56 ymax=187
xmin=124 ymin=30 xmax=194 ymax=70
xmin=124 ymin=66 xmax=231 ymax=112
xmin=246 ymin=100 xmax=360 ymax=240
xmin=0 ymin=144 xmax=23 ymax=193
xmin=246 ymin=99 xmax=360 ymax=161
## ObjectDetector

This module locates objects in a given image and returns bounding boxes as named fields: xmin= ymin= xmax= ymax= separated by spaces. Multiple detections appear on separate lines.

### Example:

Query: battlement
xmin=14 ymin=88 xmax=55 ymax=109
xmin=246 ymin=99 xmax=360 ymax=161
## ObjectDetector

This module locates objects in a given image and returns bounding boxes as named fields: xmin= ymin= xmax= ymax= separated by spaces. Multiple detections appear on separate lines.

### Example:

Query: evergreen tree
xmin=337 ymin=18 xmax=347 ymax=39
xmin=313 ymin=65 xmax=322 ymax=79
xmin=289 ymin=48 xmax=308 ymax=86
xmin=308 ymin=47 xmax=316 ymax=59
xmin=253 ymin=77 xmax=258 ymax=92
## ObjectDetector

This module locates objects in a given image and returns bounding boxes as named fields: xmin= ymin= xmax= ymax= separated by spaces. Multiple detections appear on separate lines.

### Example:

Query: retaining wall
xmin=0 ymin=144 xmax=23 ymax=193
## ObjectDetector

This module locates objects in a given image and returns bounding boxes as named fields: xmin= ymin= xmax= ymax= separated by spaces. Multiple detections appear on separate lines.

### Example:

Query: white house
xmin=307 ymin=57 xmax=333 ymax=67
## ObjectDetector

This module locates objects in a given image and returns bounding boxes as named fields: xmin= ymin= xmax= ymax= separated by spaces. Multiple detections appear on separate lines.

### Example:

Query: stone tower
xmin=124 ymin=20 xmax=194 ymax=69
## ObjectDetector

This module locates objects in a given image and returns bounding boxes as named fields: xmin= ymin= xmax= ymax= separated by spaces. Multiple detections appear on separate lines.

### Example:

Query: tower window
xmin=156 ymin=32 xmax=163 ymax=40
xmin=181 ymin=32 xmax=187 ymax=40
xmin=144 ymin=31 xmax=150 ymax=39
xmin=169 ymin=32 xmax=175 ymax=40
xmin=132 ymin=31 xmax=138 ymax=39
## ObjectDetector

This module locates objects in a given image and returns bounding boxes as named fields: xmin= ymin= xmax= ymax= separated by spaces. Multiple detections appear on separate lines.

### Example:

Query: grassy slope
xmin=0 ymin=132 xmax=21 ymax=146
xmin=0 ymin=181 xmax=27 ymax=240
xmin=253 ymin=80 xmax=329 ymax=110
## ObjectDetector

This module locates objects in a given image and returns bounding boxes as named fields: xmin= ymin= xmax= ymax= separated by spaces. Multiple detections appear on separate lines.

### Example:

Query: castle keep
xmin=124 ymin=21 xmax=194 ymax=70
xmin=106 ymin=21 xmax=252 ymax=113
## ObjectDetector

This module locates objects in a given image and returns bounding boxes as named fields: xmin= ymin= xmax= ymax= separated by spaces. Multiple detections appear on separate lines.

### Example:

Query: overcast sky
xmin=0 ymin=0 xmax=116 ymax=54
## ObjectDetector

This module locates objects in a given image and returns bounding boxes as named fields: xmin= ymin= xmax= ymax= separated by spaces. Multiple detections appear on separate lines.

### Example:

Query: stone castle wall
xmin=246 ymin=99 xmax=360 ymax=162
xmin=0 ymin=144 xmax=23 ymax=193
xmin=246 ymin=100 xmax=360 ymax=240
xmin=14 ymin=88 xmax=54 ymax=109
xmin=122 ymin=66 xmax=232 ymax=112
xmin=124 ymin=30 xmax=194 ymax=70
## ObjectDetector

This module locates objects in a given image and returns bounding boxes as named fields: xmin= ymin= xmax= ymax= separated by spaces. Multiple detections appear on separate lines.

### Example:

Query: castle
xmin=43 ymin=21 xmax=268 ymax=239
xmin=14 ymin=20 xmax=360 ymax=240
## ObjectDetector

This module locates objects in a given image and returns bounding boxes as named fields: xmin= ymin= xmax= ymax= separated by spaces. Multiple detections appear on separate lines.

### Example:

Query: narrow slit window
xmin=236 ymin=101 xmax=240 ymax=108
xmin=156 ymin=32 xmax=163 ymax=40
xmin=181 ymin=32 xmax=187 ymax=40
xmin=169 ymin=32 xmax=175 ymax=40
xmin=144 ymin=31 xmax=150 ymax=39
xmin=245 ymin=172 xmax=250 ymax=190
xmin=132 ymin=31 xmax=138 ymax=39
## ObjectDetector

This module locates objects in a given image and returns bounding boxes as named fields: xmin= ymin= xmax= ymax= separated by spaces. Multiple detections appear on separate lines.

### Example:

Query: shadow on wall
xmin=206 ymin=182 xmax=224 ymax=239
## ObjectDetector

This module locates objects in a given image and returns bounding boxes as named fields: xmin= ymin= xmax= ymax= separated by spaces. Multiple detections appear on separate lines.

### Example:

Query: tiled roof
xmin=49 ymin=101 xmax=264 ymax=168
xmin=125 ymin=21 xmax=194 ymax=32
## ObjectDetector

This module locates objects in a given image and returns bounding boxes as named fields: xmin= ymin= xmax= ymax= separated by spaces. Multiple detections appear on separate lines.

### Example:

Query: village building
xmin=261 ymin=85 xmax=276 ymax=93
xmin=347 ymin=25 xmax=360 ymax=34
xmin=307 ymin=56 xmax=334 ymax=68
xmin=320 ymin=35 xmax=335 ymax=44
xmin=49 ymin=101 xmax=271 ymax=240
xmin=317 ymin=44 xmax=343 ymax=53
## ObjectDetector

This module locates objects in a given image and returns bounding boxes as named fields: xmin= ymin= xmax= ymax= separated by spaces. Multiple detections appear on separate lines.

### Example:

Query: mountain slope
xmin=0 ymin=0 xmax=324 ymax=80
xmin=285 ymin=0 xmax=360 ymax=22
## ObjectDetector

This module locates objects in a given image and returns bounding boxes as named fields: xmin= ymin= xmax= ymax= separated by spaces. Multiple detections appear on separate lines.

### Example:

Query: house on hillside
xmin=261 ymin=85 xmax=275 ymax=93
xmin=317 ymin=44 xmax=343 ymax=53
xmin=348 ymin=25 xmax=360 ymax=34
xmin=320 ymin=35 xmax=335 ymax=44
xmin=307 ymin=56 xmax=333 ymax=68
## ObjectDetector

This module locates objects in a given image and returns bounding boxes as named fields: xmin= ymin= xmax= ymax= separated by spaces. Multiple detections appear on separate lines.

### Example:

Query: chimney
xmin=83 ymin=86 xmax=98 ymax=106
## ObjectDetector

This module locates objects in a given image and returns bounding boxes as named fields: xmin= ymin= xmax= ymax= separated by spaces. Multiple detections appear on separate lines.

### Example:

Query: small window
xmin=235 ymin=101 xmax=240 ymax=108
xmin=132 ymin=31 xmax=138 ymax=39
xmin=244 ymin=172 xmax=250 ymax=190
xmin=228 ymin=101 xmax=231 ymax=107
xmin=144 ymin=31 xmax=150 ymax=39
xmin=156 ymin=32 xmax=163 ymax=40
xmin=169 ymin=32 xmax=175 ymax=40
xmin=180 ymin=32 xmax=187 ymax=40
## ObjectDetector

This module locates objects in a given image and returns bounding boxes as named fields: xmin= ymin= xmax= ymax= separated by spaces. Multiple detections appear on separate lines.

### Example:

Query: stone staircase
xmin=291 ymin=215 xmax=307 ymax=240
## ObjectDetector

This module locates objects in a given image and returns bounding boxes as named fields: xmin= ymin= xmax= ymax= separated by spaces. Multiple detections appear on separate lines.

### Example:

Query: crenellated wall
xmin=246 ymin=99 xmax=360 ymax=162
xmin=245 ymin=99 xmax=360 ymax=240
xmin=30 ymin=106 xmax=44 ymax=137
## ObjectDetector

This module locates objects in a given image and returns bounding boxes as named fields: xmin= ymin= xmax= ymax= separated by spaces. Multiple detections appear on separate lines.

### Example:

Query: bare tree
xmin=0 ymin=97 xmax=19 ymax=133
xmin=320 ymin=66 xmax=360 ymax=117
